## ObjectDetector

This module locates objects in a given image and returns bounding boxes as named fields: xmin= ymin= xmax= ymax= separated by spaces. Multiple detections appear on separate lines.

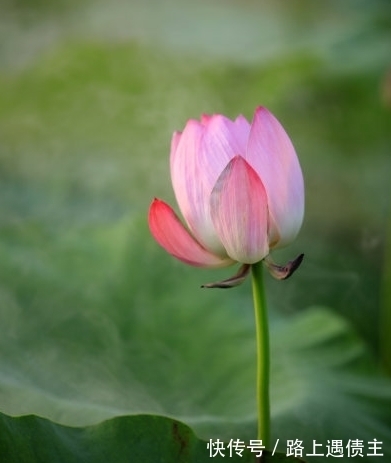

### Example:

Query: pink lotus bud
xmin=148 ymin=107 xmax=304 ymax=271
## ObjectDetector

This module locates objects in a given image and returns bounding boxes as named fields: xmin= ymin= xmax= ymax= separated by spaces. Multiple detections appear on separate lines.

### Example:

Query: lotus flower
xmin=148 ymin=107 xmax=304 ymax=284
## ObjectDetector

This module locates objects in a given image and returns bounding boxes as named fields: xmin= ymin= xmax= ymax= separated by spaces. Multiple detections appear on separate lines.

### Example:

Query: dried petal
xmin=264 ymin=253 xmax=304 ymax=280
xmin=201 ymin=264 xmax=251 ymax=288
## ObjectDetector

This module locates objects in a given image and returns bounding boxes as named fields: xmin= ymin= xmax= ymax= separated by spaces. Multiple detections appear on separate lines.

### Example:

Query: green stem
xmin=251 ymin=261 xmax=270 ymax=447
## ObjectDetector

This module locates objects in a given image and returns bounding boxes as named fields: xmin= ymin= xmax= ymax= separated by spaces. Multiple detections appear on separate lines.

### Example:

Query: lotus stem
xmin=251 ymin=261 xmax=270 ymax=447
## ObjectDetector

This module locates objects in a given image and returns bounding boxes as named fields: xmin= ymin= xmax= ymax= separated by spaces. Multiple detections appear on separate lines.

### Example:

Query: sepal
xmin=264 ymin=253 xmax=304 ymax=280
xmin=201 ymin=264 xmax=251 ymax=288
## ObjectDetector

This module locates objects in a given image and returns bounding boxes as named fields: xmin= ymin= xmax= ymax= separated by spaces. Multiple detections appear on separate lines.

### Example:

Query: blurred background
xmin=0 ymin=0 xmax=390 ymax=460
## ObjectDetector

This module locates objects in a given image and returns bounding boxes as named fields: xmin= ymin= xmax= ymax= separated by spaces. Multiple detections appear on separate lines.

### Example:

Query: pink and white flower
xmin=148 ymin=106 xmax=304 ymax=282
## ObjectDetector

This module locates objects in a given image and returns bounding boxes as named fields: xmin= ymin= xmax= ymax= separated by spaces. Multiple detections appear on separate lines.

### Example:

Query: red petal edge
xmin=148 ymin=198 xmax=233 ymax=268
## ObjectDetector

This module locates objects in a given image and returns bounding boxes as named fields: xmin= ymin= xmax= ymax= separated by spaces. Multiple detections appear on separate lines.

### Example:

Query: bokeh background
xmin=0 ymin=0 xmax=390 ymax=461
